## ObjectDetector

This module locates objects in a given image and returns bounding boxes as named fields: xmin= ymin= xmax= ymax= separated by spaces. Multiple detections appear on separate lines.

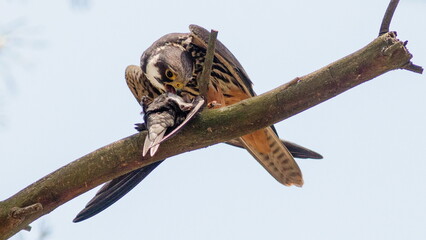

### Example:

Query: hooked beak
xmin=165 ymin=81 xmax=184 ymax=94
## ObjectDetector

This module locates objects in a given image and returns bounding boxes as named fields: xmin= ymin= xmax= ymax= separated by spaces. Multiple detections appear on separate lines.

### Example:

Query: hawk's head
xmin=141 ymin=44 xmax=193 ymax=94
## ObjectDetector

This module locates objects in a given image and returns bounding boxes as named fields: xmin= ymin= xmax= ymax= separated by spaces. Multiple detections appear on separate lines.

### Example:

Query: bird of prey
xmin=73 ymin=25 xmax=322 ymax=223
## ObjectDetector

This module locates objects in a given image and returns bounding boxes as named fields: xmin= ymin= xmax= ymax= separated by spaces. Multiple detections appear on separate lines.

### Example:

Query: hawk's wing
xmin=189 ymin=24 xmax=304 ymax=186
xmin=73 ymin=161 xmax=163 ymax=222
xmin=226 ymin=138 xmax=323 ymax=159
xmin=125 ymin=65 xmax=160 ymax=101
xmin=73 ymin=66 xmax=164 ymax=222
xmin=189 ymin=24 xmax=255 ymax=97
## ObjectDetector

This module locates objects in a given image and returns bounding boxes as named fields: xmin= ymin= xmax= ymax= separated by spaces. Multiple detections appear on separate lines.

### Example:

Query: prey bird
xmin=142 ymin=93 xmax=204 ymax=157
xmin=73 ymin=25 xmax=322 ymax=223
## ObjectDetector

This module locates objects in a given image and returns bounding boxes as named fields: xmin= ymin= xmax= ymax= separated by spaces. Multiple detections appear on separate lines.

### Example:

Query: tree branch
xmin=9 ymin=203 xmax=43 ymax=220
xmin=0 ymin=31 xmax=421 ymax=240
xmin=378 ymin=0 xmax=422 ymax=74
xmin=402 ymin=61 xmax=424 ymax=74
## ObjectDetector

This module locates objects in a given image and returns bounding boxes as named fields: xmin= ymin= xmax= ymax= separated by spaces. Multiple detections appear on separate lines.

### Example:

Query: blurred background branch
xmin=0 ymin=0 xmax=90 ymax=128
xmin=0 ymin=18 xmax=42 ymax=92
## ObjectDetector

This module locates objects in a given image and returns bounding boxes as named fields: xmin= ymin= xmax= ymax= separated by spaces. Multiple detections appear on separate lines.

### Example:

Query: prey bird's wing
xmin=73 ymin=161 xmax=163 ymax=222
xmin=189 ymin=24 xmax=304 ymax=186
xmin=143 ymin=130 xmax=167 ymax=157
xmin=143 ymin=103 xmax=176 ymax=157
xmin=154 ymin=96 xmax=205 ymax=146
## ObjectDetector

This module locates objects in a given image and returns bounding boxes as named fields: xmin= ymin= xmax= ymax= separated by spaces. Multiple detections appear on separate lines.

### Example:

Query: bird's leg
xmin=139 ymin=95 xmax=155 ymax=116
xmin=207 ymin=101 xmax=221 ymax=109
xmin=140 ymin=96 xmax=153 ymax=109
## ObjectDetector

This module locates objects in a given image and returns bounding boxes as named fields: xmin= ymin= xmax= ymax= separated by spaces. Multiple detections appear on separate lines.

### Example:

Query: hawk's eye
xmin=165 ymin=69 xmax=176 ymax=80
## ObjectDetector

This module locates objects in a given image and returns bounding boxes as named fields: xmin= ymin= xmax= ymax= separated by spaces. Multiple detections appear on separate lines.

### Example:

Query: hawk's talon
xmin=134 ymin=123 xmax=146 ymax=132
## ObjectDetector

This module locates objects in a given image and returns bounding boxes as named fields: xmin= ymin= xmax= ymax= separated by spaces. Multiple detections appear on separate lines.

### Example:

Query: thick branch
xmin=0 ymin=32 xmax=420 ymax=240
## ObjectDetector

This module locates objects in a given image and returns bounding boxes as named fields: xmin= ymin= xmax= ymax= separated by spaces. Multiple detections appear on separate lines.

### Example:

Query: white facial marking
xmin=145 ymin=54 xmax=166 ymax=92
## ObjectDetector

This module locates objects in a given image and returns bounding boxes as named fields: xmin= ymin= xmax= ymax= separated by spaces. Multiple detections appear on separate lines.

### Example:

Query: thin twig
xmin=379 ymin=0 xmax=400 ymax=36
xmin=378 ymin=1 xmax=423 ymax=75
xmin=198 ymin=30 xmax=218 ymax=101
xmin=402 ymin=62 xmax=424 ymax=74
xmin=22 ymin=226 xmax=31 ymax=232
xmin=9 ymin=203 xmax=43 ymax=219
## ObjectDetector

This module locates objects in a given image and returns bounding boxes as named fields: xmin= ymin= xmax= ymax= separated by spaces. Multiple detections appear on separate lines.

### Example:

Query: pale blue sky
xmin=1 ymin=1 xmax=426 ymax=240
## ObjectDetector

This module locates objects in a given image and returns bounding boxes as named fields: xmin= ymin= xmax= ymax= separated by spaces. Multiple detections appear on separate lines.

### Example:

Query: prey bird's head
xmin=141 ymin=44 xmax=193 ymax=94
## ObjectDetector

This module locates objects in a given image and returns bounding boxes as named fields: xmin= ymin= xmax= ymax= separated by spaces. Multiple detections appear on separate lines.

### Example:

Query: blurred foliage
xmin=15 ymin=220 xmax=52 ymax=240
xmin=0 ymin=0 xmax=90 ymax=93
xmin=0 ymin=0 xmax=90 ymax=125
xmin=0 ymin=18 xmax=45 ymax=93
xmin=70 ymin=0 xmax=90 ymax=9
